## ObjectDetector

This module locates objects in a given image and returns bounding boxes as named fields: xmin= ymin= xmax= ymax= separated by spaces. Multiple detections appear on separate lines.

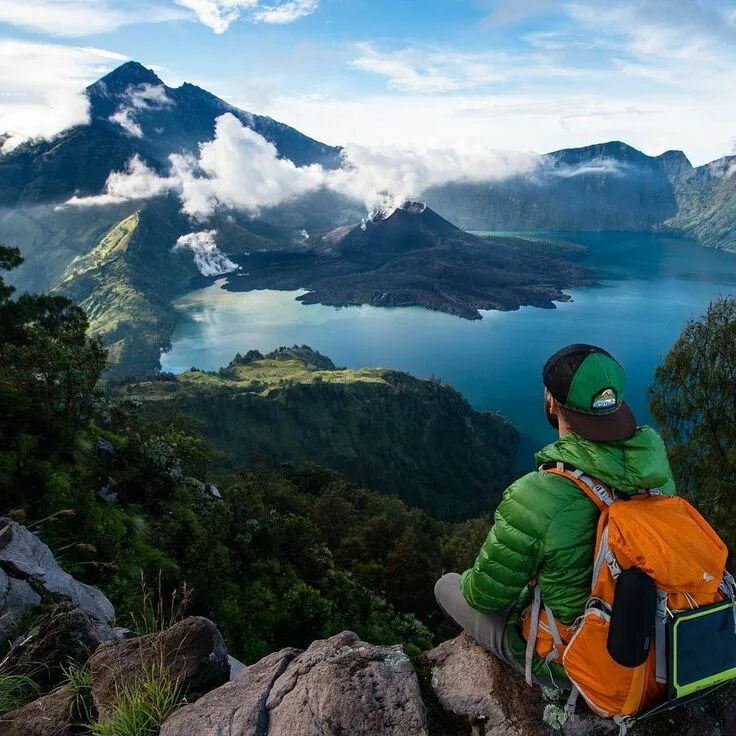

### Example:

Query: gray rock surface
xmin=0 ymin=566 xmax=42 ymax=647
xmin=419 ymin=633 xmax=736 ymax=736
xmin=161 ymin=631 xmax=429 ymax=736
xmin=0 ymin=518 xmax=115 ymax=627
xmin=160 ymin=648 xmax=298 ymax=736
xmin=90 ymin=615 xmax=229 ymax=722
xmin=266 ymin=631 xmax=428 ymax=736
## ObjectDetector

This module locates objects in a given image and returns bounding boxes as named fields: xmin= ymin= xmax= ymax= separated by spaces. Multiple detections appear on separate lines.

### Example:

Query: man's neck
xmin=557 ymin=418 xmax=574 ymax=438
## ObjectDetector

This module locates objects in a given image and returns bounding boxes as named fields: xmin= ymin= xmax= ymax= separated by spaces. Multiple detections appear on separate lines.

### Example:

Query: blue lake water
xmin=161 ymin=232 xmax=736 ymax=466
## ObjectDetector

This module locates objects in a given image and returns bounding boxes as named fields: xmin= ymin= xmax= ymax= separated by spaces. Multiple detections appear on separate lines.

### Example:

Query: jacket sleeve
xmin=460 ymin=475 xmax=546 ymax=613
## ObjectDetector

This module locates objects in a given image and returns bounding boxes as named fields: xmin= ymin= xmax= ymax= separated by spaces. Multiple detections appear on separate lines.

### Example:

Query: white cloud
xmin=108 ymin=83 xmax=174 ymax=137
xmin=172 ymin=113 xmax=326 ymax=216
xmin=0 ymin=40 xmax=127 ymax=149
xmin=350 ymin=44 xmax=504 ymax=93
xmin=109 ymin=109 xmax=143 ymax=137
xmin=65 ymin=155 xmax=175 ymax=206
xmin=0 ymin=0 xmax=186 ymax=37
xmin=252 ymin=0 xmax=317 ymax=24
xmin=66 ymin=113 xmax=326 ymax=214
xmin=172 ymin=230 xmax=238 ymax=276
xmin=255 ymin=87 xmax=735 ymax=167
xmin=175 ymin=0 xmax=318 ymax=32
xmin=327 ymin=143 xmax=540 ymax=214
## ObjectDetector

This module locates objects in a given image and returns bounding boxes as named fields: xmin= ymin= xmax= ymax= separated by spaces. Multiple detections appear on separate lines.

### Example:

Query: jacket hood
xmin=535 ymin=426 xmax=675 ymax=495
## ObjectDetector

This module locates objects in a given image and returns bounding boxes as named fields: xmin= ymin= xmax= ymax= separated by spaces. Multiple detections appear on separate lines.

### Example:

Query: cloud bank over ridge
xmin=67 ymin=112 xmax=543 ymax=217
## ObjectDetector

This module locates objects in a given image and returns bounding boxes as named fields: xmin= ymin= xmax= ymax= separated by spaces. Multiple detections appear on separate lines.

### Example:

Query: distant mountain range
xmin=425 ymin=142 xmax=736 ymax=248
xmin=0 ymin=60 xmax=734 ymax=378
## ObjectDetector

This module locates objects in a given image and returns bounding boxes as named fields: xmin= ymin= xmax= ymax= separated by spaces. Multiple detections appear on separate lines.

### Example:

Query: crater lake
xmin=161 ymin=232 xmax=736 ymax=463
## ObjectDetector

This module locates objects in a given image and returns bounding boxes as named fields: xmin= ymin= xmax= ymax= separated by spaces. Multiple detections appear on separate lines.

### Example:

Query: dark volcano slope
xmin=224 ymin=202 xmax=591 ymax=319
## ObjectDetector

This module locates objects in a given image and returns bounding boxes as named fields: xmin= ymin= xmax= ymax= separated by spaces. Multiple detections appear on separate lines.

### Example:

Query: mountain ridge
xmin=0 ymin=61 xmax=341 ymax=207
xmin=0 ymin=61 xmax=734 ymax=378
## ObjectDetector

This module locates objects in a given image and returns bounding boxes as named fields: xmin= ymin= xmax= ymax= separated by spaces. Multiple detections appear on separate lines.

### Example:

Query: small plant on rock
xmin=89 ymin=661 xmax=180 ymax=736
xmin=59 ymin=659 xmax=94 ymax=725
xmin=0 ymin=664 xmax=39 ymax=716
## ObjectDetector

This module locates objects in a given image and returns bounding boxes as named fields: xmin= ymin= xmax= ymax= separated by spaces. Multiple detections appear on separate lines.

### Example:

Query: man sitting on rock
xmin=434 ymin=344 xmax=675 ymax=688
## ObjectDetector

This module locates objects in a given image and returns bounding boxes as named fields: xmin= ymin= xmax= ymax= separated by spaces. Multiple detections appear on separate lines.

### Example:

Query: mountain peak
xmin=371 ymin=200 xmax=427 ymax=223
xmin=657 ymin=149 xmax=694 ymax=179
xmin=549 ymin=140 xmax=654 ymax=167
xmin=88 ymin=61 xmax=164 ymax=95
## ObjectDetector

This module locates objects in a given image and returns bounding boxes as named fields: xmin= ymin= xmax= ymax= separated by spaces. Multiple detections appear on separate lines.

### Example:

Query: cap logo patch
xmin=592 ymin=387 xmax=618 ymax=411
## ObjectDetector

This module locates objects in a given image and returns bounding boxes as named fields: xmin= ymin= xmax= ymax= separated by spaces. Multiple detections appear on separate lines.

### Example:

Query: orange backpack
xmin=521 ymin=463 xmax=731 ymax=730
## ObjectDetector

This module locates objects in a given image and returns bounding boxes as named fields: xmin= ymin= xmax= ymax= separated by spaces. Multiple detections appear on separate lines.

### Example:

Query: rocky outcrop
xmin=3 ymin=602 xmax=109 ymax=690
xmin=90 ymin=616 xmax=230 ymax=722
xmin=5 ymin=613 xmax=736 ymax=736
xmin=160 ymin=630 xmax=736 ymax=736
xmin=0 ymin=518 xmax=115 ymax=646
xmin=160 ymin=631 xmax=428 ymax=736
xmin=0 ymin=686 xmax=77 ymax=736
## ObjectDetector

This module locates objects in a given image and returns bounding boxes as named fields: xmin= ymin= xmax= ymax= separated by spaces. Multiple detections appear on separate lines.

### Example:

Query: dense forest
xmin=0 ymin=242 xmax=490 ymax=663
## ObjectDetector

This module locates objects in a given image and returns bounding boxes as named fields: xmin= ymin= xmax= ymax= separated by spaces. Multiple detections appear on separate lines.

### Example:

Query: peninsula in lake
xmin=221 ymin=202 xmax=591 ymax=320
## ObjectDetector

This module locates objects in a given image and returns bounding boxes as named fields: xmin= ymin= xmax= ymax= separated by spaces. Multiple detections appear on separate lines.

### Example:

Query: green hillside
xmin=124 ymin=346 xmax=519 ymax=520
xmin=52 ymin=197 xmax=270 ymax=378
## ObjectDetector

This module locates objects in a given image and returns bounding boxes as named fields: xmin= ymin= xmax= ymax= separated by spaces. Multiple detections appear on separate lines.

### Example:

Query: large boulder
xmin=3 ymin=602 xmax=110 ymax=690
xmin=420 ymin=634 xmax=614 ymax=736
xmin=419 ymin=634 xmax=736 ymax=736
xmin=0 ymin=519 xmax=115 ymax=646
xmin=160 ymin=648 xmax=299 ymax=736
xmin=90 ymin=616 xmax=229 ymax=722
xmin=160 ymin=631 xmax=429 ymax=736
xmin=0 ymin=686 xmax=77 ymax=736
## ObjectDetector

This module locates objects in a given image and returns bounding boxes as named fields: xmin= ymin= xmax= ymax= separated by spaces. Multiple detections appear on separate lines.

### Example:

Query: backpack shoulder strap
xmin=540 ymin=462 xmax=615 ymax=512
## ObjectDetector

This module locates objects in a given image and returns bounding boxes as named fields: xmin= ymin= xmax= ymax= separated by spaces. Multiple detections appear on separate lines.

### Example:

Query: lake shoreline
xmin=162 ymin=232 xmax=736 ymax=463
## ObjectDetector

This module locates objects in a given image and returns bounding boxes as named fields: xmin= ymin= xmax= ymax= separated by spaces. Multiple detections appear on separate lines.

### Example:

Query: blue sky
xmin=1 ymin=0 xmax=735 ymax=164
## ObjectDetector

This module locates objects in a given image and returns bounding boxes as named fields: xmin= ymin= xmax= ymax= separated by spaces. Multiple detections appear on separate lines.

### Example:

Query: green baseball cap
xmin=543 ymin=344 xmax=637 ymax=442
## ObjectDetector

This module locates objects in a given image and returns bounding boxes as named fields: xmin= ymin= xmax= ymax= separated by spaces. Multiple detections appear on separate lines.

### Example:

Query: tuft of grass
xmin=0 ymin=668 xmax=39 ymax=716
xmin=89 ymin=662 xmax=180 ymax=736
xmin=59 ymin=660 xmax=93 ymax=725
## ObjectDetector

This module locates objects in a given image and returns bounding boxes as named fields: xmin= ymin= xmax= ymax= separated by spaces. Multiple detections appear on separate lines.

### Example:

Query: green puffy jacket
xmin=460 ymin=426 xmax=675 ymax=681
